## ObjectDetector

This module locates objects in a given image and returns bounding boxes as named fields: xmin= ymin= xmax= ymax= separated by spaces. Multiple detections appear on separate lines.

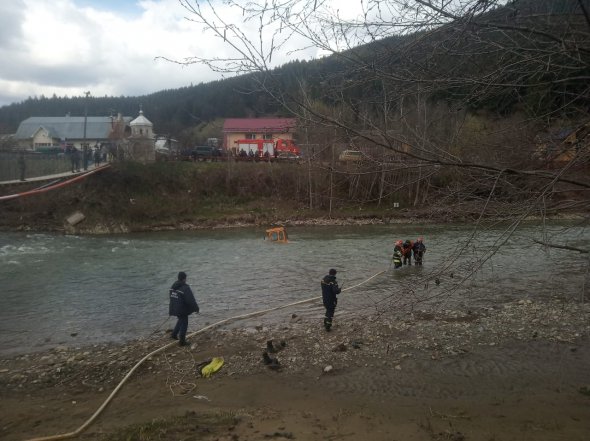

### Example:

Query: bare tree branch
xmin=533 ymin=239 xmax=589 ymax=253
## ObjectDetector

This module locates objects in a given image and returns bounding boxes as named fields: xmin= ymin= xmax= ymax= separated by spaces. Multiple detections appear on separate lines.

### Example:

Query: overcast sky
xmin=0 ymin=0 xmax=336 ymax=108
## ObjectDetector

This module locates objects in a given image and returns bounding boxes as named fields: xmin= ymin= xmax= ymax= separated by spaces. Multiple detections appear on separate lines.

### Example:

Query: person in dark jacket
xmin=18 ymin=151 xmax=26 ymax=181
xmin=412 ymin=237 xmax=427 ymax=265
xmin=71 ymin=147 xmax=80 ymax=172
xmin=402 ymin=240 xmax=413 ymax=265
xmin=321 ymin=268 xmax=341 ymax=331
xmin=169 ymin=271 xmax=199 ymax=346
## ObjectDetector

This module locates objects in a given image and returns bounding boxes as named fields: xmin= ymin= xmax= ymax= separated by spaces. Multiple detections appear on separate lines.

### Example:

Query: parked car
xmin=193 ymin=146 xmax=219 ymax=156
xmin=338 ymin=149 xmax=363 ymax=162
xmin=189 ymin=146 xmax=223 ymax=161
xmin=276 ymin=152 xmax=300 ymax=161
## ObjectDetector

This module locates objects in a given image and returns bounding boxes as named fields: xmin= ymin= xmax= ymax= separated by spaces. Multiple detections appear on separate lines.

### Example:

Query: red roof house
xmin=222 ymin=118 xmax=297 ymax=153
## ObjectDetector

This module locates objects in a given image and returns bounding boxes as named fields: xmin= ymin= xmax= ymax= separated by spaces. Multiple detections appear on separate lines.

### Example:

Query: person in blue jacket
xmin=169 ymin=271 xmax=199 ymax=346
xmin=412 ymin=237 xmax=427 ymax=265
xmin=321 ymin=268 xmax=342 ymax=332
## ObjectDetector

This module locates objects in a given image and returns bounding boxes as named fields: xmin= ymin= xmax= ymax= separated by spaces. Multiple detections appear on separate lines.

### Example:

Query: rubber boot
xmin=266 ymin=340 xmax=276 ymax=353
xmin=324 ymin=317 xmax=332 ymax=332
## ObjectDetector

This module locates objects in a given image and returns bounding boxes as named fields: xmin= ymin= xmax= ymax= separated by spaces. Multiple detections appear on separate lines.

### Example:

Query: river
xmin=1 ymin=222 xmax=588 ymax=356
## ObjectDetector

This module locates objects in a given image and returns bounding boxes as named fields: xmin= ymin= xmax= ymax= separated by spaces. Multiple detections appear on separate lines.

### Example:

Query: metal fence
xmin=0 ymin=152 xmax=72 ymax=182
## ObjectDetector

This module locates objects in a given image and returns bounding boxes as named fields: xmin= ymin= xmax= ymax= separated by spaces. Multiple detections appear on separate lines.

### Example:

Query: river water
xmin=1 ymin=222 xmax=588 ymax=356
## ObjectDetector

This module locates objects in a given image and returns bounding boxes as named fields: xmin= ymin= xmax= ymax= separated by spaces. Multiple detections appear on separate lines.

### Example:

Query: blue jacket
xmin=321 ymin=274 xmax=341 ymax=299
xmin=169 ymin=280 xmax=199 ymax=316
xmin=412 ymin=242 xmax=426 ymax=254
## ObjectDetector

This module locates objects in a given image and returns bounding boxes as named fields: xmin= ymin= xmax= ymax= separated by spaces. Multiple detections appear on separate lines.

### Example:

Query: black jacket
xmin=412 ymin=242 xmax=426 ymax=254
xmin=321 ymin=274 xmax=341 ymax=298
xmin=169 ymin=280 xmax=199 ymax=316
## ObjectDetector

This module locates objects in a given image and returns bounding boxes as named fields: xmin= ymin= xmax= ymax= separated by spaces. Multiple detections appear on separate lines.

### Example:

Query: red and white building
xmin=222 ymin=117 xmax=297 ymax=155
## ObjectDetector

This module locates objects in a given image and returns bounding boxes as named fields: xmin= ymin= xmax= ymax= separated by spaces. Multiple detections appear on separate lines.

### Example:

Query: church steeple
xmin=129 ymin=105 xmax=153 ymax=138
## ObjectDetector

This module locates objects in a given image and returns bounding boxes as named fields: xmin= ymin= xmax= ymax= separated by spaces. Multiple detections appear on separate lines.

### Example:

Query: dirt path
xmin=1 ymin=298 xmax=589 ymax=440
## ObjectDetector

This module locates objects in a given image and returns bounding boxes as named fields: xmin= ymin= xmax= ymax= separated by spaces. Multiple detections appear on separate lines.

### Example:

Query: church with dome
xmin=126 ymin=107 xmax=155 ymax=162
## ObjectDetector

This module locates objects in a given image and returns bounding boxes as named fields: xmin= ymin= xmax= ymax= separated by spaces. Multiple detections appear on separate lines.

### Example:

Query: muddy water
xmin=0 ymin=222 xmax=588 ymax=355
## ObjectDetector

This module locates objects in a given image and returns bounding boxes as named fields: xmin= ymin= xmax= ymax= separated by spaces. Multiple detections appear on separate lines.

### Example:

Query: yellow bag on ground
xmin=201 ymin=357 xmax=224 ymax=378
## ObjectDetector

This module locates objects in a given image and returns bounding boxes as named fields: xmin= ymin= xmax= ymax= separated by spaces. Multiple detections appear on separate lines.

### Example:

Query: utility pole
xmin=83 ymin=91 xmax=90 ymax=170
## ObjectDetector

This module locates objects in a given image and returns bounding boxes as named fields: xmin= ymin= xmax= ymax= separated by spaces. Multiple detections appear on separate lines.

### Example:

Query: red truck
xmin=234 ymin=138 xmax=301 ymax=158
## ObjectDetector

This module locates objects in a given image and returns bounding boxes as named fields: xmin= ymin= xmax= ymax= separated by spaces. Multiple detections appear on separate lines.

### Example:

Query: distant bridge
xmin=0 ymin=164 xmax=110 ymax=201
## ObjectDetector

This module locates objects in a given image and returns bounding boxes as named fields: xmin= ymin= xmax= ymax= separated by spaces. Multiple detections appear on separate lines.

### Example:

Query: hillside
xmin=0 ymin=0 xmax=587 ymax=145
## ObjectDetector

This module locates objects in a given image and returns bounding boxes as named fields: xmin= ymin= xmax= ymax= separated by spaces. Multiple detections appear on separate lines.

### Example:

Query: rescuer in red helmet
xmin=392 ymin=240 xmax=403 ymax=269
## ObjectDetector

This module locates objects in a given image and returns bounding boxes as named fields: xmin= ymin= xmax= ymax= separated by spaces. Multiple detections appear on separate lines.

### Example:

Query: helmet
xmin=395 ymin=240 xmax=403 ymax=246
xmin=329 ymin=268 xmax=337 ymax=275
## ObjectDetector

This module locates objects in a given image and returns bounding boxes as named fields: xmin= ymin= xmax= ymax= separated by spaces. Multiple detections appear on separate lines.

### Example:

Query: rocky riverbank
xmin=2 ymin=295 xmax=589 ymax=440
xmin=1 ymin=160 xmax=587 ymax=235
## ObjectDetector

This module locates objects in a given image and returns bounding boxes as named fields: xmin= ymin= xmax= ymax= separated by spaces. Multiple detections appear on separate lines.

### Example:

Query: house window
xmin=263 ymin=133 xmax=273 ymax=140
xmin=245 ymin=133 xmax=256 ymax=139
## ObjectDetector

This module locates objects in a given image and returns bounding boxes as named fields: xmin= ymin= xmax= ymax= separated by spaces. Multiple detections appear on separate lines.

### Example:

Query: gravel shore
xmin=2 ymin=295 xmax=589 ymax=440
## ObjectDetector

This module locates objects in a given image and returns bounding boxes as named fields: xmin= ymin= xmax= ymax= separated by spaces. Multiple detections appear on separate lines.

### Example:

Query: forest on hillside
xmin=0 ymin=0 xmax=587 ymax=149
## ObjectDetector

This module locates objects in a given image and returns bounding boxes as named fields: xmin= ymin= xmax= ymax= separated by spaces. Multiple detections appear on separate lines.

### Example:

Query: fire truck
xmin=234 ymin=138 xmax=301 ymax=157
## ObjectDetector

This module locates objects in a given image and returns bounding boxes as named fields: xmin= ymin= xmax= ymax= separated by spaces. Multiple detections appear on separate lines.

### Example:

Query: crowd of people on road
xmin=65 ymin=144 xmax=108 ymax=173
xmin=238 ymin=148 xmax=275 ymax=161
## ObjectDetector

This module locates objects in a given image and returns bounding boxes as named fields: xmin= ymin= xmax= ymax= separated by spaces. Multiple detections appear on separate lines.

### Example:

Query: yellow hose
xmin=24 ymin=268 xmax=387 ymax=441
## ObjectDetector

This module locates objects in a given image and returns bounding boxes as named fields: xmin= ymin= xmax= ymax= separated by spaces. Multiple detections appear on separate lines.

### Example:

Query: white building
xmin=126 ymin=108 xmax=156 ymax=162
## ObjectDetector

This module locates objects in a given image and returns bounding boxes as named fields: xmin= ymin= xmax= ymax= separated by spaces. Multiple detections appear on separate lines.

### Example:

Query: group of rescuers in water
xmin=320 ymin=236 xmax=426 ymax=331
xmin=168 ymin=237 xmax=427 ymax=345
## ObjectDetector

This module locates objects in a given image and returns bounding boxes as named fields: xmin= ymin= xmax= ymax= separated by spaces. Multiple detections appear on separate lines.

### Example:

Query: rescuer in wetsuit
xmin=412 ymin=237 xmax=427 ymax=265
xmin=392 ymin=240 xmax=403 ymax=269
xmin=321 ymin=268 xmax=342 ymax=332
xmin=402 ymin=239 xmax=413 ymax=265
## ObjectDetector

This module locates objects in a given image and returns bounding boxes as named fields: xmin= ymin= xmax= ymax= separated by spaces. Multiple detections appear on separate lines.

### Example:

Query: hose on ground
xmin=24 ymin=268 xmax=388 ymax=441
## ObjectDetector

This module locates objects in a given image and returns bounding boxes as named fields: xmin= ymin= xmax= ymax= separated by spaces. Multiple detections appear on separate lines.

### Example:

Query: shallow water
xmin=0 ymin=221 xmax=588 ymax=355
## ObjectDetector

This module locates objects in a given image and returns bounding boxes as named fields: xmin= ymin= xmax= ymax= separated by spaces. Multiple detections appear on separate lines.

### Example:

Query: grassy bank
xmin=0 ymin=160 xmax=585 ymax=234
xmin=0 ymin=161 xmax=415 ymax=233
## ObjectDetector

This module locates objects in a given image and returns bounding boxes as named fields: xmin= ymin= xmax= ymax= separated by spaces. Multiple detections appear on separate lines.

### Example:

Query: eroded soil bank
xmin=2 ymin=161 xmax=586 ymax=235
xmin=1 ymin=296 xmax=589 ymax=441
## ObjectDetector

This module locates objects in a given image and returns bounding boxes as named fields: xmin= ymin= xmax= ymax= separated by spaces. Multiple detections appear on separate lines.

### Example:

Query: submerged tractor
xmin=265 ymin=227 xmax=289 ymax=243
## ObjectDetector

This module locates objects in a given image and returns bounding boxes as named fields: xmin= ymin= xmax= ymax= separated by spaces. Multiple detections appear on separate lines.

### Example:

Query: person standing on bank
xmin=169 ymin=271 xmax=199 ymax=346
xmin=72 ymin=147 xmax=81 ymax=172
xmin=17 ymin=151 xmax=26 ymax=181
xmin=321 ymin=268 xmax=341 ymax=332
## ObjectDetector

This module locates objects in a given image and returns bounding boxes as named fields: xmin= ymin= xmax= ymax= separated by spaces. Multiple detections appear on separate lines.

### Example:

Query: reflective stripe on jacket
xmin=392 ymin=246 xmax=403 ymax=263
